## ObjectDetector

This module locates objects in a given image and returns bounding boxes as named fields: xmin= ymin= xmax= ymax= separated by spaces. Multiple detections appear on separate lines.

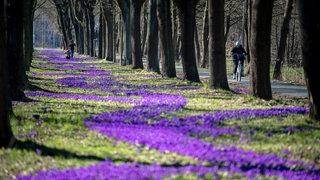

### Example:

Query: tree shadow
xmin=14 ymin=140 xmax=105 ymax=161
xmin=27 ymin=82 xmax=55 ymax=93
xmin=13 ymin=140 xmax=148 ymax=164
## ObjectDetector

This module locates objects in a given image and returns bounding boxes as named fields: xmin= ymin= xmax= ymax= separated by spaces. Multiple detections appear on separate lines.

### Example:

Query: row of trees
xmin=36 ymin=0 xmax=306 ymax=79
xmin=1 ymin=0 xmax=319 ymax=148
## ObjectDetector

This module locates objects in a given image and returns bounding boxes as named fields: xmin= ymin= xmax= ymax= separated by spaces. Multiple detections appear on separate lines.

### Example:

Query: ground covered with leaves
xmin=1 ymin=49 xmax=320 ymax=180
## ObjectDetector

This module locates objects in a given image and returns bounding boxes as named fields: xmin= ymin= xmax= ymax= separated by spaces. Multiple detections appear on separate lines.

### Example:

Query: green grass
xmin=0 ymin=53 xmax=319 ymax=179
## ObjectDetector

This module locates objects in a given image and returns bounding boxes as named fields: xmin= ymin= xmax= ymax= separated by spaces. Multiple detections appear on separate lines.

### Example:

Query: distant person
xmin=69 ymin=40 xmax=76 ymax=58
xmin=230 ymin=41 xmax=247 ymax=79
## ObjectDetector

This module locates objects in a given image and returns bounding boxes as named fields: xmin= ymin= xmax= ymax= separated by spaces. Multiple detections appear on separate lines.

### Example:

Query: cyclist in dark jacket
xmin=230 ymin=41 xmax=247 ymax=79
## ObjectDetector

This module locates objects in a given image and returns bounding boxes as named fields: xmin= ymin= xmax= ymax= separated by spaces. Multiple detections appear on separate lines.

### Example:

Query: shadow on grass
xmin=14 ymin=140 xmax=105 ymax=161
xmin=27 ymin=82 xmax=56 ymax=93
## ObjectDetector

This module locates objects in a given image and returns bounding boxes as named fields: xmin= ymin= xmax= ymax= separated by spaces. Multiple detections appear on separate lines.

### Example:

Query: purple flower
xmin=20 ymin=49 xmax=319 ymax=180
xmin=36 ymin=148 xmax=42 ymax=155
xmin=265 ymin=132 xmax=272 ymax=137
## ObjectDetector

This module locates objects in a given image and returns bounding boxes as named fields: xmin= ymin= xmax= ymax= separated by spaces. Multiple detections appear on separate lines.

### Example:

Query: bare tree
xmin=0 ymin=0 xmax=15 ymax=148
xmin=200 ymin=0 xmax=209 ymax=68
xmin=69 ymin=0 xmax=85 ymax=54
xmin=130 ymin=0 xmax=145 ymax=69
xmin=208 ymin=0 xmax=229 ymax=90
xmin=146 ymin=0 xmax=160 ymax=73
xmin=117 ymin=0 xmax=131 ymax=65
xmin=296 ymin=0 xmax=320 ymax=120
xmin=248 ymin=0 xmax=274 ymax=100
xmin=173 ymin=0 xmax=200 ymax=82
xmin=102 ymin=0 xmax=115 ymax=61
xmin=24 ymin=0 xmax=36 ymax=71
xmin=273 ymin=0 xmax=294 ymax=80
xmin=7 ymin=0 xmax=28 ymax=101
xmin=157 ymin=0 xmax=176 ymax=77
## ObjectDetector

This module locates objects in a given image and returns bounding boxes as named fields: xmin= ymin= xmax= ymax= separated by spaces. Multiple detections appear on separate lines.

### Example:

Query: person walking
xmin=230 ymin=41 xmax=247 ymax=79
xmin=69 ymin=39 xmax=76 ymax=59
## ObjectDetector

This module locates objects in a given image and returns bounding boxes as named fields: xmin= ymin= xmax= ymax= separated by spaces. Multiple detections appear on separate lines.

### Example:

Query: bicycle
xmin=234 ymin=53 xmax=246 ymax=82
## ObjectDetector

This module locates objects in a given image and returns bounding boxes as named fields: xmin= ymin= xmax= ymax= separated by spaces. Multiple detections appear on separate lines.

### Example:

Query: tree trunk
xmin=273 ymin=0 xmax=294 ymax=80
xmin=297 ymin=0 xmax=320 ymax=120
xmin=171 ymin=3 xmax=179 ymax=62
xmin=208 ymin=0 xmax=229 ymax=90
xmin=7 ymin=0 xmax=28 ymax=101
xmin=200 ymin=0 xmax=209 ymax=68
xmin=89 ymin=7 xmax=95 ymax=57
xmin=194 ymin=25 xmax=201 ymax=66
xmin=104 ymin=1 xmax=114 ymax=61
xmin=23 ymin=0 xmax=35 ymax=71
xmin=98 ymin=10 xmax=103 ymax=58
xmin=249 ymin=0 xmax=274 ymax=100
xmin=130 ymin=0 xmax=145 ymax=69
xmin=141 ymin=2 xmax=148 ymax=56
xmin=157 ymin=0 xmax=176 ymax=77
xmin=117 ymin=0 xmax=132 ymax=65
xmin=147 ymin=0 xmax=160 ymax=73
xmin=57 ymin=9 xmax=68 ymax=49
xmin=173 ymin=0 xmax=200 ymax=82
xmin=78 ymin=26 xmax=85 ymax=54
xmin=0 ymin=0 xmax=15 ymax=148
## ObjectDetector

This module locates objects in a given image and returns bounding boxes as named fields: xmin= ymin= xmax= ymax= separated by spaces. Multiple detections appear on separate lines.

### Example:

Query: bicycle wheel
xmin=236 ymin=64 xmax=241 ymax=81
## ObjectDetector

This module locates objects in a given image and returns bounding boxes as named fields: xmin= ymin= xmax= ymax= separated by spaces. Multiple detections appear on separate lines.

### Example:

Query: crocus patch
xmin=20 ymin=49 xmax=319 ymax=180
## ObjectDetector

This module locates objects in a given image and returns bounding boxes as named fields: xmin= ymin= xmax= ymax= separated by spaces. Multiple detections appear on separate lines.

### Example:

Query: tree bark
xmin=89 ymin=3 xmax=95 ymax=57
xmin=147 ymin=0 xmax=160 ymax=73
xmin=157 ymin=0 xmax=176 ymax=77
xmin=117 ymin=0 xmax=132 ymax=65
xmin=141 ymin=2 xmax=148 ymax=56
xmin=7 ymin=0 xmax=28 ymax=101
xmin=173 ymin=0 xmax=200 ymax=82
xmin=249 ymin=0 xmax=274 ymax=100
xmin=0 ymin=0 xmax=15 ymax=148
xmin=104 ymin=0 xmax=115 ymax=61
xmin=23 ymin=0 xmax=35 ymax=71
xmin=273 ymin=0 xmax=294 ymax=80
xmin=200 ymin=0 xmax=209 ymax=68
xmin=194 ymin=25 xmax=201 ymax=66
xmin=297 ymin=0 xmax=320 ymax=120
xmin=208 ymin=0 xmax=229 ymax=90
xmin=130 ymin=0 xmax=145 ymax=69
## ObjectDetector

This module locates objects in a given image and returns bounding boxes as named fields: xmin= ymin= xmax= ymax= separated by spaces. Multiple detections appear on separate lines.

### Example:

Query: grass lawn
xmin=1 ymin=49 xmax=319 ymax=180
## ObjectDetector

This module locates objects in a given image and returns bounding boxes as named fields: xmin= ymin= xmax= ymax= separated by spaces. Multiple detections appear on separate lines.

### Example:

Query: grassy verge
xmin=0 ymin=51 xmax=318 ymax=179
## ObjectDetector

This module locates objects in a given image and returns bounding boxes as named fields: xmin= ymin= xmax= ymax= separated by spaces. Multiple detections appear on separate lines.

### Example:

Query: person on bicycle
xmin=230 ymin=41 xmax=247 ymax=79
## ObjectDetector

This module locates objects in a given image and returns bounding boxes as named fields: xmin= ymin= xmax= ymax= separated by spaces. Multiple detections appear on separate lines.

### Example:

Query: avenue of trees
xmin=1 ymin=0 xmax=319 ymax=148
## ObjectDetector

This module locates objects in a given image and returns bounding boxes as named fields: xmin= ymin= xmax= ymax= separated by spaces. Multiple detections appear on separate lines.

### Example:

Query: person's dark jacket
xmin=231 ymin=45 xmax=246 ymax=61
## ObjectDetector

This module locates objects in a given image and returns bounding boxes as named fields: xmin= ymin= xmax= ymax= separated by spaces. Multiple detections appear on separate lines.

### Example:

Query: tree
xmin=69 ymin=0 xmax=85 ymax=54
xmin=296 ymin=0 xmax=320 ymax=120
xmin=0 ymin=0 xmax=15 ymax=148
xmin=7 ymin=0 xmax=28 ymax=101
xmin=98 ymin=2 xmax=105 ymax=58
xmin=83 ymin=0 xmax=96 ymax=56
xmin=102 ymin=0 xmax=115 ymax=61
xmin=208 ymin=0 xmax=229 ymax=90
xmin=200 ymin=0 xmax=208 ymax=68
xmin=130 ymin=0 xmax=145 ymax=69
xmin=248 ymin=0 xmax=274 ymax=100
xmin=146 ymin=0 xmax=160 ymax=73
xmin=273 ymin=0 xmax=294 ymax=80
xmin=116 ymin=0 xmax=132 ymax=65
xmin=157 ymin=0 xmax=176 ymax=77
xmin=173 ymin=0 xmax=200 ymax=82
xmin=23 ymin=0 xmax=36 ymax=71
xmin=53 ymin=0 xmax=72 ymax=49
